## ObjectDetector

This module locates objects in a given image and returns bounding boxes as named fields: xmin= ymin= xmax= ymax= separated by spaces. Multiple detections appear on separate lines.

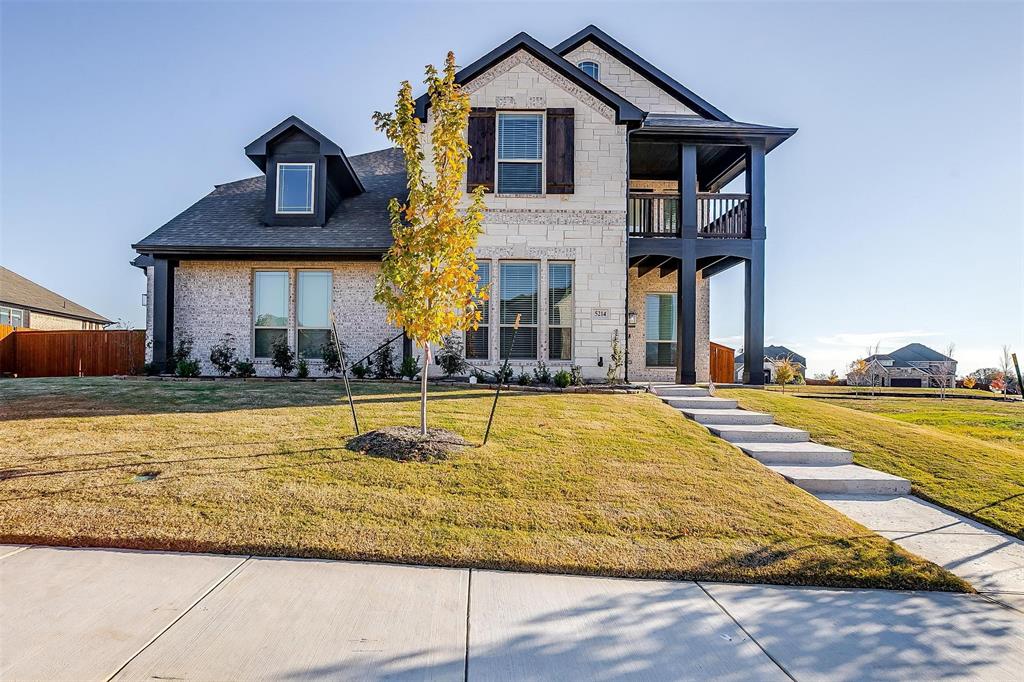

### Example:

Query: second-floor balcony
xmin=627 ymin=193 xmax=751 ymax=238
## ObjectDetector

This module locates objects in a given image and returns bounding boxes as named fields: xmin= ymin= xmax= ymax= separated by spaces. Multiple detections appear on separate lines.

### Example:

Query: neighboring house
xmin=734 ymin=345 xmax=806 ymax=384
xmin=132 ymin=26 xmax=795 ymax=382
xmin=849 ymin=343 xmax=957 ymax=388
xmin=0 ymin=267 xmax=111 ymax=330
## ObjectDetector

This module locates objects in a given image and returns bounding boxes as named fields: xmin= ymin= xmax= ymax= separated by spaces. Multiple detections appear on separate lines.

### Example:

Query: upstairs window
xmin=276 ymin=162 xmax=315 ymax=214
xmin=497 ymin=113 xmax=543 ymax=194
xmin=297 ymin=270 xmax=332 ymax=359
xmin=578 ymin=60 xmax=600 ymax=80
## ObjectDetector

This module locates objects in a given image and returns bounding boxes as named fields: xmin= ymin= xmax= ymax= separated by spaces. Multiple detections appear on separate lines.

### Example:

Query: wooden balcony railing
xmin=627 ymin=192 xmax=751 ymax=238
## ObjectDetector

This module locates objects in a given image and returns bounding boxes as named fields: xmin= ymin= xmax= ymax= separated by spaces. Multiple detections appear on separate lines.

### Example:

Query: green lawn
xmin=720 ymin=388 xmax=1024 ymax=539
xmin=0 ymin=378 xmax=965 ymax=591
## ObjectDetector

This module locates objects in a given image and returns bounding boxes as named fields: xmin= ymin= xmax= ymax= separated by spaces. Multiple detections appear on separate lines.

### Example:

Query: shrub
xmin=470 ymin=367 xmax=488 ymax=383
xmin=516 ymin=366 xmax=532 ymax=386
xmin=496 ymin=364 xmax=513 ymax=384
xmin=533 ymin=361 xmax=552 ymax=385
xmin=175 ymin=358 xmax=201 ymax=378
xmin=437 ymin=334 xmax=469 ymax=377
xmin=553 ymin=369 xmax=571 ymax=388
xmin=209 ymin=334 xmax=237 ymax=376
xmin=607 ymin=330 xmax=624 ymax=384
xmin=400 ymin=354 xmax=421 ymax=380
xmin=319 ymin=333 xmax=345 ymax=376
xmin=569 ymin=364 xmax=584 ymax=386
xmin=296 ymin=357 xmax=309 ymax=379
xmin=351 ymin=362 xmax=369 ymax=379
xmin=373 ymin=339 xmax=397 ymax=379
xmin=143 ymin=361 xmax=159 ymax=376
xmin=270 ymin=337 xmax=296 ymax=377
xmin=231 ymin=358 xmax=256 ymax=378
xmin=171 ymin=333 xmax=195 ymax=366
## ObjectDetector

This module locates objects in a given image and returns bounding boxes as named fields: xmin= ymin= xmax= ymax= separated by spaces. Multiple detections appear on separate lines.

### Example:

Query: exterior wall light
xmin=627 ymin=311 xmax=637 ymax=327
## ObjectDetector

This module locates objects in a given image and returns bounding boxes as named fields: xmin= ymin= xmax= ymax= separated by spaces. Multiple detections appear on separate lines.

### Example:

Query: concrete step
xmin=660 ymin=396 xmax=738 ymax=410
xmin=681 ymin=408 xmax=773 ymax=426
xmin=707 ymin=423 xmax=810 ymax=443
xmin=738 ymin=442 xmax=854 ymax=466
xmin=652 ymin=385 xmax=708 ymax=398
xmin=768 ymin=464 xmax=911 ymax=495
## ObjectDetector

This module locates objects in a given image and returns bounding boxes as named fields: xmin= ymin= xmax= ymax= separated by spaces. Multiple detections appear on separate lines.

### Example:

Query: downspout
xmin=623 ymin=119 xmax=642 ymax=384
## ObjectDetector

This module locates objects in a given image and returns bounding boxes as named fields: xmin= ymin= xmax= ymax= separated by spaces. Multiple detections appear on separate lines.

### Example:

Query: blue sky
xmin=2 ymin=1 xmax=1021 ymax=375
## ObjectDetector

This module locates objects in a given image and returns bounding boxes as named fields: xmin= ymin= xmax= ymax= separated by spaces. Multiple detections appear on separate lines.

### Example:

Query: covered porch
xmin=625 ymin=115 xmax=795 ymax=386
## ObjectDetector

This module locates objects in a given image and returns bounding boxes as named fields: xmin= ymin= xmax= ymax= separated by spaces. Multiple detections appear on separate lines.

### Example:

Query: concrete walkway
xmin=654 ymin=384 xmax=1024 ymax=601
xmin=2 ymin=545 xmax=1024 ymax=681
xmin=820 ymin=493 xmax=1024 ymax=613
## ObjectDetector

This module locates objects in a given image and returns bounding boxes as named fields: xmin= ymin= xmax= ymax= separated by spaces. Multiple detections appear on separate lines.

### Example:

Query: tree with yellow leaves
xmin=372 ymin=53 xmax=488 ymax=435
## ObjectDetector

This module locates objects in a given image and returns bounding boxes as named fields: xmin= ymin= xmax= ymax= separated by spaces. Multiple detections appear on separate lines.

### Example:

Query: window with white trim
xmin=253 ymin=271 xmax=289 ymax=358
xmin=645 ymin=294 xmax=676 ymax=367
xmin=296 ymin=270 xmax=332 ymax=359
xmin=497 ymin=113 xmax=543 ymax=194
xmin=547 ymin=263 xmax=572 ymax=360
xmin=466 ymin=260 xmax=490 ymax=359
xmin=276 ymin=162 xmax=315 ymax=214
xmin=578 ymin=60 xmax=600 ymax=80
xmin=0 ymin=306 xmax=24 ymax=328
xmin=500 ymin=262 xmax=538 ymax=359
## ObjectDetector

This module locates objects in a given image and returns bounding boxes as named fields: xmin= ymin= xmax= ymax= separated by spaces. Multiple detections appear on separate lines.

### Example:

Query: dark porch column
xmin=676 ymin=143 xmax=698 ymax=384
xmin=743 ymin=140 xmax=766 ymax=385
xmin=152 ymin=257 xmax=176 ymax=373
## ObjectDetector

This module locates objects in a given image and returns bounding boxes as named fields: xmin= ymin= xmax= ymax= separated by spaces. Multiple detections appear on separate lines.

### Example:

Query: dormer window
xmin=276 ymin=162 xmax=315 ymax=214
xmin=578 ymin=61 xmax=600 ymax=80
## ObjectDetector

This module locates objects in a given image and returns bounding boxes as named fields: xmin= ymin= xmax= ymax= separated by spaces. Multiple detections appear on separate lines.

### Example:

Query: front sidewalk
xmin=3 ymin=544 xmax=1023 ymax=681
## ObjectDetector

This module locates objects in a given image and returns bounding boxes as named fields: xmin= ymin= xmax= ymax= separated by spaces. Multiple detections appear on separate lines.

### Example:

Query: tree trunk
xmin=420 ymin=343 xmax=431 ymax=436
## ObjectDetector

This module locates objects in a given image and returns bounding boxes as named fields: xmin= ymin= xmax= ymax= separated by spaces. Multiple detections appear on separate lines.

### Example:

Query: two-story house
xmin=132 ymin=26 xmax=795 ymax=384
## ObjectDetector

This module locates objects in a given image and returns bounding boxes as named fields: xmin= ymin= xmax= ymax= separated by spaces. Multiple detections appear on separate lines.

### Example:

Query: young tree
xmin=848 ymin=358 xmax=869 ymax=394
xmin=962 ymin=375 xmax=976 ymax=389
xmin=372 ymin=53 xmax=487 ymax=435
xmin=774 ymin=356 xmax=800 ymax=393
xmin=827 ymin=369 xmax=840 ymax=385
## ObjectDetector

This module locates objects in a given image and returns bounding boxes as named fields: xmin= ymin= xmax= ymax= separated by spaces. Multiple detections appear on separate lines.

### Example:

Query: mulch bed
xmin=346 ymin=426 xmax=470 ymax=462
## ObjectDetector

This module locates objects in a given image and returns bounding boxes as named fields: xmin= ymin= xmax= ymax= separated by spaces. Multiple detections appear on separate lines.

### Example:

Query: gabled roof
xmin=133 ymin=148 xmax=405 ymax=256
xmin=413 ymin=32 xmax=644 ymax=125
xmin=244 ymin=115 xmax=365 ymax=195
xmin=734 ymin=345 xmax=806 ymax=366
xmin=867 ymin=343 xmax=955 ymax=367
xmin=553 ymin=25 xmax=731 ymax=122
xmin=0 ymin=266 xmax=111 ymax=324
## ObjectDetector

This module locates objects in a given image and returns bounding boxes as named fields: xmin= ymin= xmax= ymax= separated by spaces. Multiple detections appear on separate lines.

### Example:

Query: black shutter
xmin=467 ymin=108 xmax=495 ymax=192
xmin=546 ymin=108 xmax=574 ymax=194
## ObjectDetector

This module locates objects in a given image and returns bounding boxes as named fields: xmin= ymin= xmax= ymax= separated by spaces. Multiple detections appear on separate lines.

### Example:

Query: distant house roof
xmin=734 ymin=345 xmax=806 ymax=367
xmin=414 ymin=31 xmax=644 ymax=125
xmin=866 ymin=343 xmax=955 ymax=368
xmin=553 ymin=25 xmax=731 ymax=121
xmin=133 ymin=147 xmax=405 ymax=256
xmin=0 ymin=266 xmax=111 ymax=324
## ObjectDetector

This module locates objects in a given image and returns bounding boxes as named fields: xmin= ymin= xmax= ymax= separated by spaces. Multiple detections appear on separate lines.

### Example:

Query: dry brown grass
xmin=0 ymin=378 xmax=967 ymax=590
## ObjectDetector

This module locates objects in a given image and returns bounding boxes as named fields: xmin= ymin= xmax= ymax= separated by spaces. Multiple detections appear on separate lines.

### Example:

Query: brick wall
xmin=626 ymin=267 xmax=710 ymax=383
xmin=169 ymin=260 xmax=397 ymax=377
xmin=28 ymin=311 xmax=95 ymax=331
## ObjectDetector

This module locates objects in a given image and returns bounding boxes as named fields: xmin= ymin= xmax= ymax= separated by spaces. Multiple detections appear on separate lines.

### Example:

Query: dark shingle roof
xmin=0 ymin=266 xmax=111 ymax=324
xmin=867 ymin=343 xmax=954 ymax=367
xmin=734 ymin=345 xmax=806 ymax=367
xmin=133 ymin=147 xmax=405 ymax=255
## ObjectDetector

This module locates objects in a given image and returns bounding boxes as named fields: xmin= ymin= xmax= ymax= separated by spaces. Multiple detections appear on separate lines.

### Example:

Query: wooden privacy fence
xmin=0 ymin=326 xmax=145 ymax=377
xmin=709 ymin=342 xmax=736 ymax=384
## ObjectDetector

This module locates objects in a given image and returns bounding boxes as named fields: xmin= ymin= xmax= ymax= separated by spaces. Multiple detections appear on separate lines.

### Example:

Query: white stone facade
xmin=421 ymin=48 xmax=630 ymax=381
xmin=626 ymin=268 xmax=710 ymax=383
xmin=166 ymin=260 xmax=397 ymax=377
xmin=564 ymin=41 xmax=698 ymax=115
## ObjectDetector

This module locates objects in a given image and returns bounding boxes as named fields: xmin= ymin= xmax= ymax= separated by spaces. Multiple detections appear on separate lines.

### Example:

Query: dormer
xmin=244 ymin=116 xmax=364 ymax=227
